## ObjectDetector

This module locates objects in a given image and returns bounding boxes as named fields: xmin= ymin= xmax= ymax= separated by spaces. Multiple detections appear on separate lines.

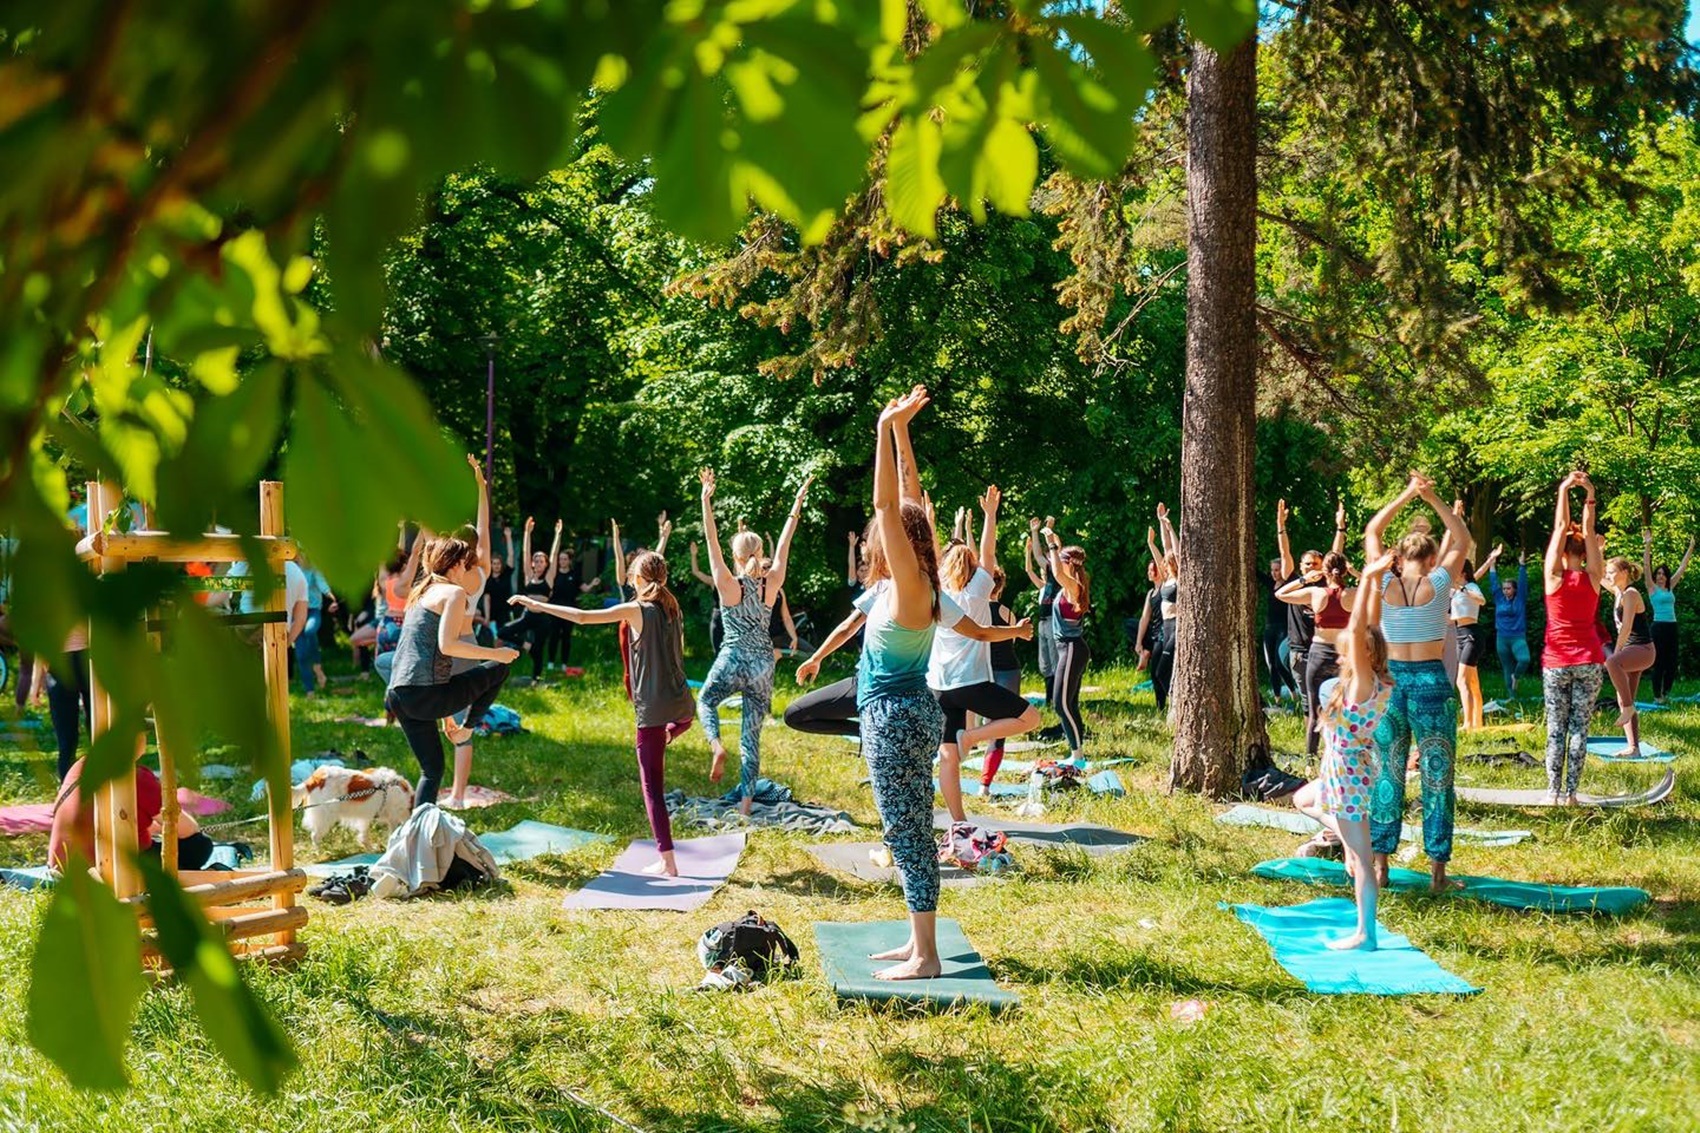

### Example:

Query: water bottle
xmin=1016 ymin=771 xmax=1045 ymax=817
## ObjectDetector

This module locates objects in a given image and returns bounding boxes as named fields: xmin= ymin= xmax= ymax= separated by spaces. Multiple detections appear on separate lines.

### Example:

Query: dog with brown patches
xmin=292 ymin=765 xmax=414 ymax=848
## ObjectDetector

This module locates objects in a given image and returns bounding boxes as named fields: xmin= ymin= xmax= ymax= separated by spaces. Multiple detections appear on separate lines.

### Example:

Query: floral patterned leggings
xmin=1370 ymin=659 xmax=1457 ymax=862
xmin=1543 ymin=662 xmax=1604 ymax=796
xmin=862 ymin=688 xmax=944 ymax=914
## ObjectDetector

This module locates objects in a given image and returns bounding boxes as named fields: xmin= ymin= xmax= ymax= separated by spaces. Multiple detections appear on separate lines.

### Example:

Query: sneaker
xmin=1035 ymin=725 xmax=1065 ymax=743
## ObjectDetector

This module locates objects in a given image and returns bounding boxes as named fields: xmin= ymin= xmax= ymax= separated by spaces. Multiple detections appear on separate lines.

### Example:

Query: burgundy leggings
xmin=637 ymin=717 xmax=694 ymax=852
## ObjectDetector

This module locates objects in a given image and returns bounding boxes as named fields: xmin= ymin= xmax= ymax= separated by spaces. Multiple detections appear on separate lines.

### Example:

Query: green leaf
xmin=26 ymin=857 xmax=147 ymax=1091
xmin=886 ymin=116 xmax=948 ymax=238
xmin=155 ymin=361 xmax=286 ymax=537
xmin=977 ymin=116 xmax=1039 ymax=218
xmin=136 ymin=856 xmax=297 ymax=1094
xmin=1183 ymin=0 xmax=1257 ymax=52
xmin=646 ymin=68 xmax=745 ymax=244
xmin=1030 ymin=33 xmax=1153 ymax=180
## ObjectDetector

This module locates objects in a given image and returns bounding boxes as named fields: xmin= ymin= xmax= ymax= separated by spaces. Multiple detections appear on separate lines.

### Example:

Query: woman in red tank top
xmin=1541 ymin=470 xmax=1606 ymax=804
xmin=1274 ymin=551 xmax=1356 ymax=769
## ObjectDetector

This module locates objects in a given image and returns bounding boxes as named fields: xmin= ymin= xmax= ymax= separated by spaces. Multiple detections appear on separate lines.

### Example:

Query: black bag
xmin=1241 ymin=748 xmax=1307 ymax=801
xmin=697 ymin=911 xmax=799 ymax=980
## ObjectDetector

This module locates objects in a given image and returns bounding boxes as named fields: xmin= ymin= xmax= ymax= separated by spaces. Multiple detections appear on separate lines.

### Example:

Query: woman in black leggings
xmin=385 ymin=536 xmax=517 ymax=806
xmin=1042 ymin=530 xmax=1090 ymax=764
xmin=46 ymin=627 xmax=92 ymax=780
xmin=1147 ymin=506 xmax=1180 ymax=715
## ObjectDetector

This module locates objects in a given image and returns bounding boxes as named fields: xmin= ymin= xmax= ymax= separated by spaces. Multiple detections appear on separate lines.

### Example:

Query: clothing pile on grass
xmin=665 ymin=779 xmax=856 ymax=836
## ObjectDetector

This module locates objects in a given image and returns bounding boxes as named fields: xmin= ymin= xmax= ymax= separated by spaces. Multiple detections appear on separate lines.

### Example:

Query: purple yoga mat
xmin=561 ymin=832 xmax=747 ymax=912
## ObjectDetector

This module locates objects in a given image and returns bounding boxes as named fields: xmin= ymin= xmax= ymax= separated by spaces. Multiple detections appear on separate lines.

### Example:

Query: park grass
xmin=1 ymin=646 xmax=1699 ymax=1131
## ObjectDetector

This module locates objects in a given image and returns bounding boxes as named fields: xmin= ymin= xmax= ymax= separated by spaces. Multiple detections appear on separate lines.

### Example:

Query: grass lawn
xmin=1 ymin=644 xmax=1698 ymax=1131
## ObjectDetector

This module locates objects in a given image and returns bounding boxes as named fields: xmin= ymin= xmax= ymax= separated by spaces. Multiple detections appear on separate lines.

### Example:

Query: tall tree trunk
xmin=1170 ymin=35 xmax=1267 ymax=797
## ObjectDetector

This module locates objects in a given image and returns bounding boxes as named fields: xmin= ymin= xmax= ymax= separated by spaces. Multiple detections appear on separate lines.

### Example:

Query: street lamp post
xmin=481 ymin=333 xmax=501 ymax=483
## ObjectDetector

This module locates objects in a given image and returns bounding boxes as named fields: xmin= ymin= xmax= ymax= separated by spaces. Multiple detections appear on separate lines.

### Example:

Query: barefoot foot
xmin=738 ymin=795 xmax=754 ymax=816
xmin=868 ymin=941 xmax=915 ymax=962
xmin=1326 ymin=932 xmax=1377 ymax=952
xmin=709 ymin=743 xmax=727 ymax=783
xmin=642 ymin=856 xmax=679 ymax=877
xmin=873 ymin=956 xmax=942 ymax=981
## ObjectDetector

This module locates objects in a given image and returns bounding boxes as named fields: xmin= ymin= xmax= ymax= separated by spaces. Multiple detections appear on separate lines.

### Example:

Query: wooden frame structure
xmin=76 ymin=480 xmax=307 ymax=971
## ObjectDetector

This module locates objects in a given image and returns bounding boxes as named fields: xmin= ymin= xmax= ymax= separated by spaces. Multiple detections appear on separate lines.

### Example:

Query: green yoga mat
xmin=1216 ymin=803 xmax=1532 ymax=847
xmin=1227 ymin=898 xmax=1479 ymax=996
xmin=1252 ymin=857 xmax=1650 ymax=915
xmin=814 ymin=919 xmax=1019 ymax=1012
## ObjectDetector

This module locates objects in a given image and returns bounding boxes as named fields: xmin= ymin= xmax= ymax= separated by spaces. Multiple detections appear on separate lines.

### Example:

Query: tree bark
xmin=1170 ymin=34 xmax=1267 ymax=797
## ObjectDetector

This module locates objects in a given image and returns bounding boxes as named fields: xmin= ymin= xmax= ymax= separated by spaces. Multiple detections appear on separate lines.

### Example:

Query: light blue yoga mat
xmin=0 ymin=866 xmax=54 ymax=891
xmin=303 ymin=821 xmax=607 ymax=877
xmin=937 ymin=772 xmax=1124 ymax=799
xmin=1586 ymin=736 xmax=1675 ymax=764
xmin=1227 ymin=898 xmax=1479 ymax=996
xmin=1216 ymin=803 xmax=1532 ymax=847
xmin=1252 ymin=857 xmax=1650 ymax=915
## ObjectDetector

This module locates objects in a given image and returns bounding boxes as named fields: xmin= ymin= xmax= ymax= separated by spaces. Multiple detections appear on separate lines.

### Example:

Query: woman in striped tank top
xmin=1362 ymin=472 xmax=1472 ymax=893
xmin=696 ymin=468 xmax=812 ymax=814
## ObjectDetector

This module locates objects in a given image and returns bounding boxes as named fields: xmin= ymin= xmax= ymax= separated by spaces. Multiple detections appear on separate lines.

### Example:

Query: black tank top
xmin=1618 ymin=592 xmax=1653 ymax=647
xmin=988 ymin=602 xmax=1019 ymax=672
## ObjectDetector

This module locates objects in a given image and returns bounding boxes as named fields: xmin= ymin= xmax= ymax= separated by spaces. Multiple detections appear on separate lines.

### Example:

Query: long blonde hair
xmin=730 ymin=531 xmax=766 ymax=578
xmin=939 ymin=543 xmax=978 ymax=592
xmin=1320 ymin=626 xmax=1391 ymax=724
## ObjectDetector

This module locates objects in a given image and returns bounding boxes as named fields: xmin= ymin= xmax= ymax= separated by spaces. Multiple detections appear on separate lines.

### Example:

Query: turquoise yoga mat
xmin=1586 ymin=736 xmax=1676 ymax=764
xmin=1252 ymin=857 xmax=1650 ymax=915
xmin=1226 ymin=898 xmax=1479 ymax=996
xmin=937 ymin=772 xmax=1125 ymax=800
xmin=1215 ymin=803 xmax=1532 ymax=847
xmin=814 ymin=919 xmax=1019 ymax=1012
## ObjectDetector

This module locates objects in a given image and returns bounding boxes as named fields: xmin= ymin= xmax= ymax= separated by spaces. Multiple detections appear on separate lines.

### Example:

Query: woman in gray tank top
xmin=511 ymin=551 xmax=695 ymax=876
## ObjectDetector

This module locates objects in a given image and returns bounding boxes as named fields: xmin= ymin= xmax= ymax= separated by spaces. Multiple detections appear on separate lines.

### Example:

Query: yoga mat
xmin=814 ymin=919 xmax=1019 ymax=1012
xmin=938 ymin=777 xmax=1029 ymax=799
xmin=561 ymin=832 xmax=745 ymax=912
xmin=1456 ymin=768 xmax=1676 ymax=809
xmin=1215 ymin=804 xmax=1532 ymax=847
xmin=808 ymin=842 xmax=994 ymax=888
xmin=960 ymin=754 xmax=1139 ymax=776
xmin=480 ymin=820 xmax=611 ymax=864
xmin=932 ymin=812 xmax=1144 ymax=854
xmin=452 ymin=785 xmax=519 ymax=808
xmin=1252 ymin=857 xmax=1650 ymax=915
xmin=1085 ymin=769 xmax=1126 ymax=797
xmin=0 ymin=804 xmax=53 ymax=837
xmin=1226 ymin=898 xmax=1479 ymax=996
xmin=1585 ymin=737 xmax=1675 ymax=764
xmin=1 ymin=866 xmax=54 ymax=891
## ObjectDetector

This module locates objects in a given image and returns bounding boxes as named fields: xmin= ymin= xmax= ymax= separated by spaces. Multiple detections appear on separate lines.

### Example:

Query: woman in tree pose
xmin=1042 ymin=528 xmax=1091 ymax=764
xmin=384 ymin=535 xmax=517 ymax=808
xmin=511 ymin=552 xmax=694 ymax=875
xmin=857 ymin=385 xmax=957 ymax=981
xmin=1363 ymin=472 xmax=1472 ymax=892
xmin=696 ymin=469 xmax=810 ymax=813
xmin=1642 ymin=528 xmax=1694 ymax=702
xmin=498 ymin=517 xmax=562 ymax=683
xmin=1274 ymin=499 xmax=1350 ymax=722
xmin=1452 ymin=548 xmax=1498 ymax=731
xmin=931 ymin=485 xmax=1038 ymax=824
xmin=1025 ymin=517 xmax=1060 ymax=717
xmin=1541 ymin=471 xmax=1607 ymax=803
xmin=1292 ymin=547 xmax=1397 ymax=951
xmin=441 ymin=456 xmax=499 ymax=808
xmin=1275 ymin=550 xmax=1356 ymax=768
xmin=1603 ymin=556 xmax=1656 ymax=757
xmin=1487 ymin=546 xmax=1530 ymax=699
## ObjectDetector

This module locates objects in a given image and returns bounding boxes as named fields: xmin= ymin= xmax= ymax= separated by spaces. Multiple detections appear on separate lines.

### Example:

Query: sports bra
xmin=1379 ymin=566 xmax=1452 ymax=645
xmin=382 ymin=573 xmax=410 ymax=620
xmin=1315 ymin=586 xmax=1349 ymax=630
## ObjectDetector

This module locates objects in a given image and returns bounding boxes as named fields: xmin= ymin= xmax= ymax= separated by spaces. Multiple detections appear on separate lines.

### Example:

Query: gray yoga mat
xmin=1456 ymin=768 xmax=1676 ymax=809
xmin=561 ymin=832 xmax=746 ymax=912
xmin=808 ymin=842 xmax=996 ymax=888
xmin=934 ymin=812 xmax=1144 ymax=854
xmin=1215 ymin=804 xmax=1532 ymax=847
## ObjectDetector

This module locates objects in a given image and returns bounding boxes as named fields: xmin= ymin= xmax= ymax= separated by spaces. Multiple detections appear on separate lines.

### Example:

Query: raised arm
xmin=1024 ymin=518 xmax=1046 ymax=588
xmin=611 ymin=518 xmax=628 ymax=589
xmin=1147 ymin=526 xmax=1166 ymax=580
xmin=893 ymin=410 xmax=924 ymax=505
xmin=522 ymin=516 xmax=536 ymax=582
xmin=846 ymin=531 xmax=861 ymax=587
xmin=656 ymin=511 xmax=672 ymax=558
xmin=699 ymin=469 xmax=741 ymax=605
xmin=468 ymin=455 xmax=491 ymax=571
xmin=978 ymin=485 xmax=1001 ymax=574
xmin=1276 ymin=499 xmax=1295 ymax=578
xmin=877 ymin=388 xmax=933 ymax=628
xmin=1479 ymin=544 xmax=1504 ymax=580
xmin=796 ymin=609 xmax=869 ymax=683
xmin=1643 ymin=528 xmax=1656 ymax=589
xmin=1364 ymin=475 xmax=1422 ymax=561
xmin=545 ymin=520 xmax=563 ymax=587
xmin=1426 ymin=482 xmax=1472 ymax=583
xmin=1331 ymin=500 xmax=1347 ymax=556
xmin=1579 ymin=473 xmax=1605 ymax=586
xmin=1545 ymin=473 xmax=1578 ymax=587
xmin=1674 ymin=536 xmax=1697 ymax=588
xmin=767 ymin=475 xmax=813 ymax=594
xmin=501 ymin=524 xmax=514 ymax=572
xmin=1343 ymin=550 xmax=1393 ymax=702
xmin=399 ymin=527 xmax=426 ymax=590
xmin=689 ymin=541 xmax=714 ymax=586
xmin=1156 ymin=503 xmax=1179 ymax=560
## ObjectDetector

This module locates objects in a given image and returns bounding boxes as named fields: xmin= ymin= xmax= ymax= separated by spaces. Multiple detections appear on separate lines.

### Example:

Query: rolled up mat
xmin=1585 ymin=737 xmax=1675 ymax=764
xmin=1226 ymin=898 xmax=1479 ymax=996
xmin=807 ymin=842 xmax=994 ymax=888
xmin=1216 ymin=804 xmax=1532 ymax=847
xmin=562 ymin=832 xmax=745 ymax=912
xmin=814 ymin=919 xmax=1019 ymax=1012
xmin=1251 ymin=857 xmax=1650 ymax=915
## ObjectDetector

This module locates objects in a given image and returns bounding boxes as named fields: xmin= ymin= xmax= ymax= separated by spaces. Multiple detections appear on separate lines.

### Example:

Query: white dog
xmin=293 ymin=766 xmax=414 ymax=848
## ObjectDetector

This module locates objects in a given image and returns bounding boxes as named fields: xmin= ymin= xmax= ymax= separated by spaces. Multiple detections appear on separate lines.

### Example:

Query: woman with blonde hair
xmin=513 ymin=551 xmax=695 ymax=876
xmin=1603 ymin=555 xmax=1655 ymax=757
xmin=1362 ymin=472 xmax=1472 ymax=892
xmin=696 ymin=468 xmax=811 ymax=813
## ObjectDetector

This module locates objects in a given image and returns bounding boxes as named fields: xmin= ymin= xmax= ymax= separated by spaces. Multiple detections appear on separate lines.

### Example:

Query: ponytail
xmin=628 ymin=551 xmax=680 ymax=625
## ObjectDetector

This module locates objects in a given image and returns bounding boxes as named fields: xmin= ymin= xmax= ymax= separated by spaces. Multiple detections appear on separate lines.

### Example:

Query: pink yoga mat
xmin=0 ymin=789 xmax=228 ymax=836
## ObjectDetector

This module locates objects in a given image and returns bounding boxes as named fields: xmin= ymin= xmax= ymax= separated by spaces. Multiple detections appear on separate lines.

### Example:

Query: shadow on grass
xmin=996 ymin=948 xmax=1301 ymax=1001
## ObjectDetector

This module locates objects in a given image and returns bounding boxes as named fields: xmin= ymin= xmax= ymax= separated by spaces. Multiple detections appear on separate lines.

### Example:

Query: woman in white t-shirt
xmin=931 ymin=485 xmax=1037 ymax=826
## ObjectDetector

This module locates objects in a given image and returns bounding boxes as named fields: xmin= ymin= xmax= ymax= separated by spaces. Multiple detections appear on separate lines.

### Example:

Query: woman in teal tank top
xmin=1642 ymin=527 xmax=1694 ymax=701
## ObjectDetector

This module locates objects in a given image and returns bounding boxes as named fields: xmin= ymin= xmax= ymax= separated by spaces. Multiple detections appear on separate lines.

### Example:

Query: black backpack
xmin=697 ymin=911 xmax=799 ymax=980
xmin=1241 ymin=748 xmax=1307 ymax=801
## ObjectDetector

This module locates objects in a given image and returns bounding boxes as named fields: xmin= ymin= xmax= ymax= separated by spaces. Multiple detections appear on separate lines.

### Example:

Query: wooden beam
xmin=258 ymin=481 xmax=299 ymax=946
xmin=123 ymin=869 xmax=309 ymax=917
xmin=74 ymin=531 xmax=298 ymax=564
